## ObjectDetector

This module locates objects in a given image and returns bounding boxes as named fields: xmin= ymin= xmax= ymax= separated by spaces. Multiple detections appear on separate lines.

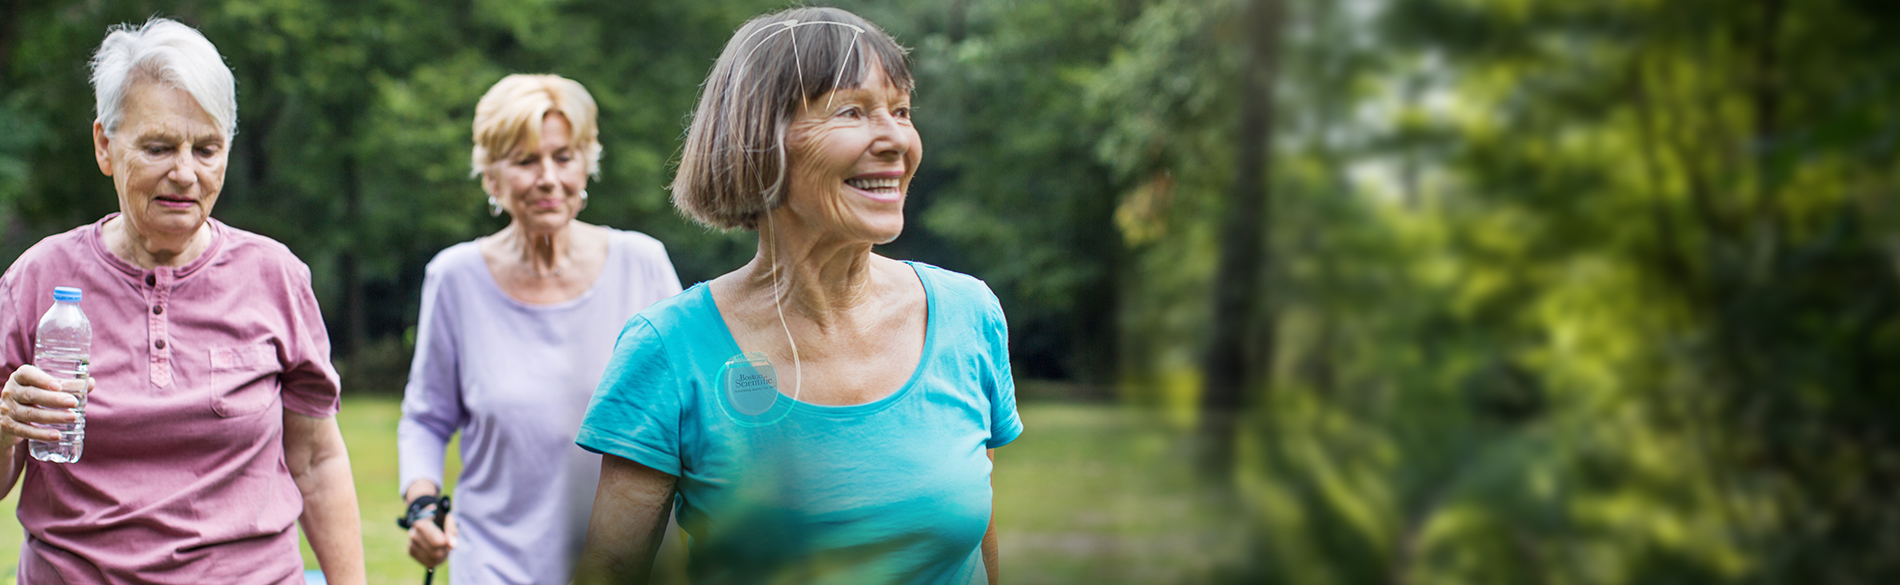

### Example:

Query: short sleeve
xmin=277 ymin=261 xmax=342 ymax=418
xmin=577 ymin=316 xmax=685 ymax=477
xmin=981 ymin=286 xmax=1022 ymax=449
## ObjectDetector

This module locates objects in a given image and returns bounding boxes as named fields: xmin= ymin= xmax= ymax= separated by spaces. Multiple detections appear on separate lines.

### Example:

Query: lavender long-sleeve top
xmin=398 ymin=229 xmax=680 ymax=585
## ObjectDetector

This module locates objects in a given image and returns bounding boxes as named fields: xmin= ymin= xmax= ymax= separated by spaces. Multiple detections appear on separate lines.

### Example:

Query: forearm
xmin=983 ymin=516 xmax=999 ymax=584
xmin=288 ymin=414 xmax=366 ymax=585
xmin=984 ymin=448 xmax=999 ymax=584
xmin=396 ymin=415 xmax=454 ymax=499
xmin=299 ymin=453 xmax=365 ymax=584
xmin=0 ymin=440 xmax=23 ymax=499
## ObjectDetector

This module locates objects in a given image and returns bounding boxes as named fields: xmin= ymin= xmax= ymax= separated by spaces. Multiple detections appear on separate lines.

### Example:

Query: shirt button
xmin=155 ymin=340 xmax=167 ymax=350
xmin=152 ymin=306 xmax=163 ymax=315
xmin=145 ymin=275 xmax=156 ymax=286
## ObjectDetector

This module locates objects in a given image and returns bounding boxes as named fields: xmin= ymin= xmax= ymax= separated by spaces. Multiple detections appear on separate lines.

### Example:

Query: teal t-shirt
xmin=578 ymin=261 xmax=1023 ymax=584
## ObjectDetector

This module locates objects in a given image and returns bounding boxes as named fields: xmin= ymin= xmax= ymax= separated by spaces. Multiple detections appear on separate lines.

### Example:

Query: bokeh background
xmin=3 ymin=0 xmax=1900 ymax=583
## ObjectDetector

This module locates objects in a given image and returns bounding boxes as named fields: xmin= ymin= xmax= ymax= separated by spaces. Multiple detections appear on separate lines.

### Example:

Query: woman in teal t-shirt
xmin=574 ymin=7 xmax=1021 ymax=584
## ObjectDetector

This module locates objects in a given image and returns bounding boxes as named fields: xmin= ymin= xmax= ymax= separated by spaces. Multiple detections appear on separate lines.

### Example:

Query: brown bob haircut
xmin=670 ymin=6 xmax=914 ymax=230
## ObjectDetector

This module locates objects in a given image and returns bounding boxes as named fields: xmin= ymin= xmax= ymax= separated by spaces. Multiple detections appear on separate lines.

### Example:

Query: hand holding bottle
xmin=0 ymin=365 xmax=89 ymax=446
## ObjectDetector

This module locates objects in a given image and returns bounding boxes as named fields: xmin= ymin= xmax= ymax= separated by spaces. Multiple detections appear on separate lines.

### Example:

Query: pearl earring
xmin=579 ymin=190 xmax=589 ymax=202
xmin=487 ymin=195 xmax=503 ymax=217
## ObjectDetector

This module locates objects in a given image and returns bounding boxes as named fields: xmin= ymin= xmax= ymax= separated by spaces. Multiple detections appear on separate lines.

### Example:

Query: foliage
xmin=3 ymin=0 xmax=1899 ymax=583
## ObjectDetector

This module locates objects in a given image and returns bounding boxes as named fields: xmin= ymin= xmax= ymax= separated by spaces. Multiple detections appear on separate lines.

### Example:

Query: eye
xmin=195 ymin=145 xmax=221 ymax=157
xmin=553 ymin=150 xmax=574 ymax=163
xmin=515 ymin=156 xmax=536 ymax=167
xmin=893 ymin=106 xmax=913 ymax=120
xmin=145 ymin=145 xmax=172 ymax=156
xmin=836 ymin=106 xmax=863 ymax=120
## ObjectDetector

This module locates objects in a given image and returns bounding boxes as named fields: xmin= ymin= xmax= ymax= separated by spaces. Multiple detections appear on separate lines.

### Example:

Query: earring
xmin=487 ymin=195 xmax=503 ymax=217
xmin=579 ymin=190 xmax=589 ymax=202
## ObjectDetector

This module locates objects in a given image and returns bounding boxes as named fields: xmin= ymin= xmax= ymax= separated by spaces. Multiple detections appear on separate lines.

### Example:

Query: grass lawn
xmin=0 ymin=395 xmax=1248 ymax=584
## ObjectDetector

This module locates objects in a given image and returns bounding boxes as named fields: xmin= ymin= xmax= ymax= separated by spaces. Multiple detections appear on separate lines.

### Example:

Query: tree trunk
xmin=1198 ymin=0 xmax=1283 ymax=478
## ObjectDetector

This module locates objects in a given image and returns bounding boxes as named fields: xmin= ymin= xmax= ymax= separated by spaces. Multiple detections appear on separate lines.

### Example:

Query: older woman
xmin=397 ymin=73 xmax=683 ymax=584
xmin=576 ymin=7 xmax=1021 ymax=584
xmin=0 ymin=18 xmax=364 ymax=584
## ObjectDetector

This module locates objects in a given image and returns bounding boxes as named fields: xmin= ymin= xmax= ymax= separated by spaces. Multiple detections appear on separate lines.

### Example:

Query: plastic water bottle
xmin=29 ymin=287 xmax=90 ymax=463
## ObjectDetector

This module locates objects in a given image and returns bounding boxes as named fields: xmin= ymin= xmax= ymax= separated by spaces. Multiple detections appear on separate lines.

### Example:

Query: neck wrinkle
xmin=111 ymin=215 xmax=211 ymax=269
xmin=753 ymin=217 xmax=880 ymax=331
xmin=500 ymin=221 xmax=574 ymax=276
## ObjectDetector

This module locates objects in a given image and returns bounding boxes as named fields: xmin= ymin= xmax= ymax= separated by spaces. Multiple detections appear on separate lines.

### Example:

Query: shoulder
xmin=634 ymin=281 xmax=718 ymax=335
xmin=602 ymin=227 xmax=675 ymax=270
xmin=907 ymin=261 xmax=1005 ymax=321
xmin=604 ymin=227 xmax=667 ymax=254
xmin=7 ymin=224 xmax=93 ymax=273
xmin=422 ymin=240 xmax=486 ymax=278
xmin=1 ymin=224 xmax=94 ymax=297
xmin=215 ymin=222 xmax=313 ymax=279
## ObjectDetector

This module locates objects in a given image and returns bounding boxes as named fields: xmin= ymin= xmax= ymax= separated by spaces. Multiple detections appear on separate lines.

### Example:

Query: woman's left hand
xmin=407 ymin=506 xmax=457 ymax=568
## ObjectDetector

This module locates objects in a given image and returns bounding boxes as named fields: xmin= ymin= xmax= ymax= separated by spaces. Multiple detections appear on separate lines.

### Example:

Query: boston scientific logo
xmin=721 ymin=352 xmax=790 ymax=425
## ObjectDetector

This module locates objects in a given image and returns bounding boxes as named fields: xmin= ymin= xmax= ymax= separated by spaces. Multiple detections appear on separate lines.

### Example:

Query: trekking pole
xmin=425 ymin=496 xmax=451 ymax=585
xmin=398 ymin=494 xmax=453 ymax=585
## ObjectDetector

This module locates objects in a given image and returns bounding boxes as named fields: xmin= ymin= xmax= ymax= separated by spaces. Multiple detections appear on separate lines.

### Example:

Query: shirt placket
xmin=147 ymin=268 xmax=174 ymax=388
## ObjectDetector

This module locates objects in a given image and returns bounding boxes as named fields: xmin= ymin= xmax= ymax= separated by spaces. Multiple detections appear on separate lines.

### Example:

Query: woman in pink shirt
xmin=0 ymin=18 xmax=366 ymax=584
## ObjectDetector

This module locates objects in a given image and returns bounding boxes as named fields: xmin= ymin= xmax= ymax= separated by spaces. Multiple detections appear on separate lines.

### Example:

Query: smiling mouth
xmin=845 ymin=177 xmax=901 ymax=196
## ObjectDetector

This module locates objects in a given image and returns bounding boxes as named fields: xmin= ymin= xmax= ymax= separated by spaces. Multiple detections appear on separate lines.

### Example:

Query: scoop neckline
xmin=702 ymin=260 xmax=937 ymax=418
xmin=474 ymin=230 xmax=617 ymax=311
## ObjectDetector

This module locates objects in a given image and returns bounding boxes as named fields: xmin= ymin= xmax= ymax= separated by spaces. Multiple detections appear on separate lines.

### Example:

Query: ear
xmin=479 ymin=169 xmax=497 ymax=199
xmin=93 ymin=121 xmax=114 ymax=177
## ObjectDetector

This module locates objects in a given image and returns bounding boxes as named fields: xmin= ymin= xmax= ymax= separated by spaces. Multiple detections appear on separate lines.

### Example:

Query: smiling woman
xmin=0 ymin=17 xmax=365 ymax=584
xmin=575 ymin=7 xmax=1019 ymax=585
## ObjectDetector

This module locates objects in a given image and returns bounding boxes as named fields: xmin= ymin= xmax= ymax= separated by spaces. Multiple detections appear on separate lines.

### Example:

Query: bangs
xmin=733 ymin=13 xmax=913 ymax=115
xmin=470 ymin=74 xmax=602 ymax=177
xmin=670 ymin=7 xmax=913 ymax=231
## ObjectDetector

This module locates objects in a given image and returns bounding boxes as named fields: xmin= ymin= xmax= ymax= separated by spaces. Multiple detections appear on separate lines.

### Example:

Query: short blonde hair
xmin=670 ymin=7 xmax=912 ymax=230
xmin=470 ymin=74 xmax=602 ymax=178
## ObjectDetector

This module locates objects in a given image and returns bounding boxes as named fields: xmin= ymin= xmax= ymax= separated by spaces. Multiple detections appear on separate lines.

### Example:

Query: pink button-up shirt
xmin=0 ymin=215 xmax=341 ymax=584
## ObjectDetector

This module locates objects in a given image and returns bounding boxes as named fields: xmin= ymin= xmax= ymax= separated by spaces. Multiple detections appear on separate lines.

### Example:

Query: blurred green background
xmin=3 ymin=0 xmax=1900 ymax=583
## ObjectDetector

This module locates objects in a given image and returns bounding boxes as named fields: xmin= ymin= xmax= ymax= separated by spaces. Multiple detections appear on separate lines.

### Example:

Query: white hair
xmin=89 ymin=17 xmax=237 ymax=139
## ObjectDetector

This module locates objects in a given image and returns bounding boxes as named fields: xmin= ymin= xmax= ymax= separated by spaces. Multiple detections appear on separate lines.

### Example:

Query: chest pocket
xmin=207 ymin=343 xmax=283 ymax=417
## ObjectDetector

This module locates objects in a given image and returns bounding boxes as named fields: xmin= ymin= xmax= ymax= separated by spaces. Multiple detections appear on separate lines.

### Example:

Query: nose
xmin=869 ymin=111 xmax=908 ymax=158
xmin=535 ymin=157 xmax=564 ymax=191
xmin=166 ymin=148 xmax=199 ymax=188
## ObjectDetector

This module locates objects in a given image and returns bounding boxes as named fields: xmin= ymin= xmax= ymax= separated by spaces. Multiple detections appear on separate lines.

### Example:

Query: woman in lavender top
xmin=396 ymin=73 xmax=682 ymax=584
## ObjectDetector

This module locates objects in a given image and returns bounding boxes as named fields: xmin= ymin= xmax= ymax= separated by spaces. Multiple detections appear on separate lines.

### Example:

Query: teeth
xmin=846 ymin=178 xmax=900 ymax=190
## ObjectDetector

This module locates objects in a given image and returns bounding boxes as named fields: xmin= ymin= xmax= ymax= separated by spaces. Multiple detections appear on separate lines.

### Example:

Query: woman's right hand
xmin=407 ymin=506 xmax=457 ymax=568
xmin=0 ymin=365 xmax=83 ymax=445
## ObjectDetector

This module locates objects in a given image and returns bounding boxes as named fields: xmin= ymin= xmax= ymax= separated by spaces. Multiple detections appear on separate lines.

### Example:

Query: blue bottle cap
xmin=52 ymin=287 xmax=81 ymax=303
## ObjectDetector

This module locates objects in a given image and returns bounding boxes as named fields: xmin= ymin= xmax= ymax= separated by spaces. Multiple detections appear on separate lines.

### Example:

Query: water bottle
xmin=29 ymin=287 xmax=90 ymax=463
